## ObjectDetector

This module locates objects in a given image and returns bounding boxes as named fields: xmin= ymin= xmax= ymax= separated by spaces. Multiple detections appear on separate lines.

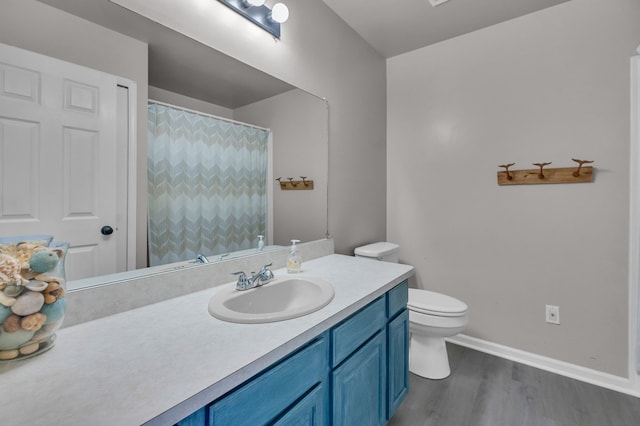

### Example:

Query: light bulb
xmin=270 ymin=3 xmax=289 ymax=23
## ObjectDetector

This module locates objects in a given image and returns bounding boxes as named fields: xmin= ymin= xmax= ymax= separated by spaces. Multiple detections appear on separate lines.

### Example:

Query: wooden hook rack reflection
xmin=275 ymin=176 xmax=314 ymax=190
xmin=497 ymin=159 xmax=594 ymax=185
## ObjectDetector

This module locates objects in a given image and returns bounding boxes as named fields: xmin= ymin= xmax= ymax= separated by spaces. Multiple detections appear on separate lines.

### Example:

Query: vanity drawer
xmin=387 ymin=280 xmax=408 ymax=319
xmin=331 ymin=296 xmax=386 ymax=366
xmin=209 ymin=335 xmax=328 ymax=426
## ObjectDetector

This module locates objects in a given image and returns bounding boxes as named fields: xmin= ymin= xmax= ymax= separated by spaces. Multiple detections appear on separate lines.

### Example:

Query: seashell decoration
xmin=0 ymin=237 xmax=67 ymax=361
xmin=0 ymin=253 xmax=26 ymax=287
xmin=25 ymin=280 xmax=48 ymax=292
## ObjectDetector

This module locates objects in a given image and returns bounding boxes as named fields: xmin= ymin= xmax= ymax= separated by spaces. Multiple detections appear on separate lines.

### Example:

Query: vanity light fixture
xmin=217 ymin=0 xmax=289 ymax=38
xmin=429 ymin=0 xmax=452 ymax=6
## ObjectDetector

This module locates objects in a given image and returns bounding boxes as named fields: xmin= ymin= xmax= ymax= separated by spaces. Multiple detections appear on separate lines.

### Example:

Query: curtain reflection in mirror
xmin=147 ymin=102 xmax=269 ymax=266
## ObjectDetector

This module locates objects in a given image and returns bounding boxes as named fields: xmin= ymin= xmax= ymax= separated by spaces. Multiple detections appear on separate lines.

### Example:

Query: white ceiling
xmin=321 ymin=0 xmax=571 ymax=58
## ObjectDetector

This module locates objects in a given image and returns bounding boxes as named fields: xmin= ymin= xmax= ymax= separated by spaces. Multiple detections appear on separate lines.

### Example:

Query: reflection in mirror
xmin=145 ymin=86 xmax=329 ymax=269
xmin=147 ymin=101 xmax=271 ymax=267
xmin=2 ymin=0 xmax=329 ymax=289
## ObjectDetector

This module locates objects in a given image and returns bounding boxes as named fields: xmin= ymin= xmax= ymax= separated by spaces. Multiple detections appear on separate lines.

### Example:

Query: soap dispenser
xmin=287 ymin=239 xmax=301 ymax=273
xmin=257 ymin=235 xmax=264 ymax=251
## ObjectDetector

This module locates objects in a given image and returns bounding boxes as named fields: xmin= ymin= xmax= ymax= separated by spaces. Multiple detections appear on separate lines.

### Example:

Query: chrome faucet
xmin=195 ymin=254 xmax=210 ymax=264
xmin=232 ymin=263 xmax=274 ymax=291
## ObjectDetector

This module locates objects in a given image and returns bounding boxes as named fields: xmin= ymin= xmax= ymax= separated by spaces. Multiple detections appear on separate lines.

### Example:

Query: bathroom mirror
xmin=6 ymin=0 xmax=329 ymax=287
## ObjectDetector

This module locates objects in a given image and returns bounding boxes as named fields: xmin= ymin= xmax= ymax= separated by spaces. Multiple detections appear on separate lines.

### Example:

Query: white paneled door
xmin=0 ymin=43 xmax=128 ymax=281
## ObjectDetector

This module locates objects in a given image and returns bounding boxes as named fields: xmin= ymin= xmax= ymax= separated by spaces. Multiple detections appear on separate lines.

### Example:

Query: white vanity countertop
xmin=0 ymin=254 xmax=413 ymax=426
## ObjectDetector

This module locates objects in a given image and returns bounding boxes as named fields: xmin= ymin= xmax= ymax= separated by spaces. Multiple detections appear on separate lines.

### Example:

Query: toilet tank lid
xmin=354 ymin=242 xmax=399 ymax=258
xmin=408 ymin=288 xmax=468 ymax=314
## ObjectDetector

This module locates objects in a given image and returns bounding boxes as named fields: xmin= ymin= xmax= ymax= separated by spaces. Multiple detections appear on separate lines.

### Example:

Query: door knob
xmin=101 ymin=225 xmax=114 ymax=236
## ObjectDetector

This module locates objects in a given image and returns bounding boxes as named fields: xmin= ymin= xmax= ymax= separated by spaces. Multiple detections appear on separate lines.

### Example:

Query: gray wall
xmin=387 ymin=0 xmax=640 ymax=376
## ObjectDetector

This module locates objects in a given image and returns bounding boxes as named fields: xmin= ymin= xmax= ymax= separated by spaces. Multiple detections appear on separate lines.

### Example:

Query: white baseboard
xmin=447 ymin=334 xmax=640 ymax=398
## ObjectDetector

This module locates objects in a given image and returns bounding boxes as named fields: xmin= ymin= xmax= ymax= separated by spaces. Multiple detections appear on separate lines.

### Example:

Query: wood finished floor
xmin=388 ymin=343 xmax=640 ymax=426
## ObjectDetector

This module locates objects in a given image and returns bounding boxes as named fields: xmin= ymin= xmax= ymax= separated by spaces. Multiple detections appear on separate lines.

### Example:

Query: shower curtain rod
xmin=148 ymin=99 xmax=271 ymax=132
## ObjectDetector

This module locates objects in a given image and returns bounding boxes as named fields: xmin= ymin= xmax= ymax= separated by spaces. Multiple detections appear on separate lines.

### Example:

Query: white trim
xmin=448 ymin=334 xmax=640 ymax=397
xmin=118 ymin=80 xmax=138 ymax=272
xmin=629 ymin=54 xmax=640 ymax=392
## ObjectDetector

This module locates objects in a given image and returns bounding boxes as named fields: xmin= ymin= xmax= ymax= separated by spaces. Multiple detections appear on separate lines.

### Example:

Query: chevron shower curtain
xmin=147 ymin=102 xmax=269 ymax=266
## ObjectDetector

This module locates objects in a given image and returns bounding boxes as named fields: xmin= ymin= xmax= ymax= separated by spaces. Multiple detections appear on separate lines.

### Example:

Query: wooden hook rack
xmin=497 ymin=159 xmax=594 ymax=186
xmin=276 ymin=176 xmax=314 ymax=190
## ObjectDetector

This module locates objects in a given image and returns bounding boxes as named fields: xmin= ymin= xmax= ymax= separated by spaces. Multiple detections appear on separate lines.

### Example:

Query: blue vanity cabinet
xmin=332 ymin=329 xmax=387 ymax=426
xmin=331 ymin=296 xmax=387 ymax=366
xmin=330 ymin=279 xmax=409 ymax=426
xmin=386 ymin=280 xmax=409 ymax=419
xmin=330 ymin=295 xmax=387 ymax=426
xmin=175 ymin=408 xmax=206 ymax=426
xmin=208 ymin=335 xmax=328 ymax=426
xmin=387 ymin=309 xmax=409 ymax=417
xmin=175 ymin=280 xmax=409 ymax=426
xmin=177 ymin=335 xmax=328 ymax=426
xmin=271 ymin=383 xmax=327 ymax=426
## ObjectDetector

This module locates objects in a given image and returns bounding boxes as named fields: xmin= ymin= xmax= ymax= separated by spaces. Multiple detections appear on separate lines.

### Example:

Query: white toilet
xmin=354 ymin=242 xmax=468 ymax=380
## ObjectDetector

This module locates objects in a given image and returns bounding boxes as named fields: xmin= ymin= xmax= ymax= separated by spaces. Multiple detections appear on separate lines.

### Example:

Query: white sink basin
xmin=208 ymin=276 xmax=335 ymax=323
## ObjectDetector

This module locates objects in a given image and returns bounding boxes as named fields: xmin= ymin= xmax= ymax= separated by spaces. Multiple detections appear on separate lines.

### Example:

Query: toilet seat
xmin=408 ymin=288 xmax=467 ymax=317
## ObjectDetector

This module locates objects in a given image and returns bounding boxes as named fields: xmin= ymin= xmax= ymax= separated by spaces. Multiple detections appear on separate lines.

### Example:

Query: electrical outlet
xmin=546 ymin=305 xmax=560 ymax=324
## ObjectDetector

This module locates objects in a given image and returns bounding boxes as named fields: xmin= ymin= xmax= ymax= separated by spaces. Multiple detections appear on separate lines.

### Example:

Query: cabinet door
xmin=332 ymin=330 xmax=387 ymax=426
xmin=387 ymin=309 xmax=409 ymax=419
xmin=272 ymin=383 xmax=327 ymax=426
xmin=176 ymin=408 xmax=206 ymax=426
xmin=209 ymin=337 xmax=327 ymax=426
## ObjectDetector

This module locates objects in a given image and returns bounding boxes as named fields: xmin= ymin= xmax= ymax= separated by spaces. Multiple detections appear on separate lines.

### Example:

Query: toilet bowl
xmin=354 ymin=242 xmax=468 ymax=380
xmin=408 ymin=288 xmax=468 ymax=379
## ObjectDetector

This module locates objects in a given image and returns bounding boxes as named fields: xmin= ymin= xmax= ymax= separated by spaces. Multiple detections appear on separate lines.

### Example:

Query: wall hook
xmin=532 ymin=162 xmax=552 ymax=179
xmin=498 ymin=161 xmax=593 ymax=185
xmin=571 ymin=158 xmax=594 ymax=177
xmin=498 ymin=163 xmax=516 ymax=181
xmin=276 ymin=176 xmax=314 ymax=190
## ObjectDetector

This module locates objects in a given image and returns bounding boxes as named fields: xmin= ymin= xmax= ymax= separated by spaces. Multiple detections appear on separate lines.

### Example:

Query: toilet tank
xmin=354 ymin=242 xmax=400 ymax=263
